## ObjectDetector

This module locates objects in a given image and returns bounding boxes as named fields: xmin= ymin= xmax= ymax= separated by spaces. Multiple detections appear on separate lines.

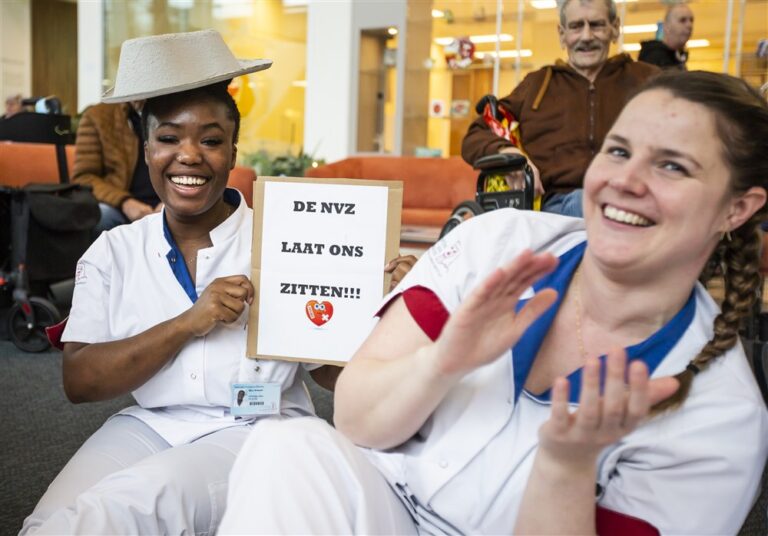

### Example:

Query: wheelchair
xmin=0 ymin=97 xmax=99 ymax=352
xmin=439 ymin=92 xmax=536 ymax=239
xmin=439 ymin=151 xmax=535 ymax=239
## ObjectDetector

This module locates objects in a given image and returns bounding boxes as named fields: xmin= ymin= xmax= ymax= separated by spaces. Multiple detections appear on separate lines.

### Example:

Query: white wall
xmin=0 ymin=0 xmax=102 ymax=113
xmin=350 ymin=1 xmax=406 ymax=157
xmin=0 ymin=0 xmax=32 ymax=104
xmin=77 ymin=0 xmax=104 ymax=111
xmin=304 ymin=0 xmax=406 ymax=162
xmin=304 ymin=1 xmax=353 ymax=163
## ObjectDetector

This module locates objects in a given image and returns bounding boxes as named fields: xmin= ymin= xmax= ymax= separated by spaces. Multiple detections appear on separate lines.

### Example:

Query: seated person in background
xmin=21 ymin=30 xmax=331 ymax=535
xmin=220 ymin=71 xmax=768 ymax=535
xmin=639 ymin=3 xmax=694 ymax=70
xmin=2 ymin=93 xmax=25 ymax=118
xmin=461 ymin=0 xmax=657 ymax=218
xmin=72 ymin=100 xmax=161 ymax=235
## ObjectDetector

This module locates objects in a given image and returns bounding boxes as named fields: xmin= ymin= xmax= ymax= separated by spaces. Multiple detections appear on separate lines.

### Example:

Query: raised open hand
xmin=181 ymin=275 xmax=254 ymax=337
xmin=433 ymin=250 xmax=558 ymax=377
xmin=537 ymin=348 xmax=680 ymax=468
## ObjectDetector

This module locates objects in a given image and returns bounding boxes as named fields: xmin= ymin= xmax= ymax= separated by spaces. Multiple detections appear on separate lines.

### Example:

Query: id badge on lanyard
xmin=231 ymin=383 xmax=281 ymax=416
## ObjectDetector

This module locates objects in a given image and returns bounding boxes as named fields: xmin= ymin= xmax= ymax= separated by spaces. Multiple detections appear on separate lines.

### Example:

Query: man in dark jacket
xmin=639 ymin=3 xmax=694 ymax=70
xmin=462 ymin=0 xmax=658 ymax=217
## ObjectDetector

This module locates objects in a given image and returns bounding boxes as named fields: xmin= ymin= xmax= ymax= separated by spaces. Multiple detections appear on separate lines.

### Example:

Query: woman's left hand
xmin=385 ymin=254 xmax=418 ymax=291
xmin=537 ymin=348 xmax=679 ymax=469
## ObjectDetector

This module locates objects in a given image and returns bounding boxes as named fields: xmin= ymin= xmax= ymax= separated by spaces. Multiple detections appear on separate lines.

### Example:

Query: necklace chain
xmin=573 ymin=265 xmax=587 ymax=361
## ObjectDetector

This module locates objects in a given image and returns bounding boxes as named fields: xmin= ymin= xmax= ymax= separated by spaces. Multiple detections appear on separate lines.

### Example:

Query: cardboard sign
xmin=248 ymin=176 xmax=403 ymax=365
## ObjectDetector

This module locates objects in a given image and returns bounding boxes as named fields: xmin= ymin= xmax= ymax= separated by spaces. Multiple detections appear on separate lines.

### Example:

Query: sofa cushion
xmin=227 ymin=166 xmax=257 ymax=207
xmin=306 ymin=156 xmax=477 ymax=227
xmin=402 ymin=208 xmax=454 ymax=227
xmin=0 ymin=142 xmax=76 ymax=187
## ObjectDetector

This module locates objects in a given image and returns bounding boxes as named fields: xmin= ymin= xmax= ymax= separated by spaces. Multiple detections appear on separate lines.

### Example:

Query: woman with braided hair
xmin=220 ymin=71 xmax=768 ymax=535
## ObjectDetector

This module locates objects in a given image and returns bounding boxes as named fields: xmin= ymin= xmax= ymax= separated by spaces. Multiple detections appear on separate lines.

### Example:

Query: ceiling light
xmin=388 ymin=27 xmax=398 ymax=36
xmin=213 ymin=0 xmax=252 ymax=18
xmin=476 ymin=49 xmax=533 ymax=59
xmin=623 ymin=39 xmax=709 ymax=53
xmin=687 ymin=39 xmax=710 ymax=48
xmin=168 ymin=0 xmax=194 ymax=8
xmin=622 ymin=24 xmax=659 ymax=34
xmin=434 ymin=34 xmax=513 ymax=46
xmin=432 ymin=9 xmax=444 ymax=18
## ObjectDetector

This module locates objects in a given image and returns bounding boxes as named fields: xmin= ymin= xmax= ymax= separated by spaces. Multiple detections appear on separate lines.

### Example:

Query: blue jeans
xmin=93 ymin=203 xmax=129 ymax=238
xmin=541 ymin=189 xmax=583 ymax=218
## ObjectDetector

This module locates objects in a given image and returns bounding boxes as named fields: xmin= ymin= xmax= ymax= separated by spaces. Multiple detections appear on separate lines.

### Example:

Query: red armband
xmin=596 ymin=505 xmax=659 ymax=536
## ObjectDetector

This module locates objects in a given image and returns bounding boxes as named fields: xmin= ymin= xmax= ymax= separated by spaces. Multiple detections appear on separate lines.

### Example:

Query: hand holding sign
xmin=385 ymin=254 xmax=418 ymax=291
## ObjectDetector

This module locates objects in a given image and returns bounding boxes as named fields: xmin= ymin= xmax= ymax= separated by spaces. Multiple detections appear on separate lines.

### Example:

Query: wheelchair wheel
xmin=439 ymin=200 xmax=484 ymax=239
xmin=7 ymin=297 xmax=61 ymax=353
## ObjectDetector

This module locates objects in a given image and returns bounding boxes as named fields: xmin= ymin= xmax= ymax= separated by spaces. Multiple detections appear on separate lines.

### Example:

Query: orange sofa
xmin=305 ymin=156 xmax=477 ymax=227
xmin=0 ymin=141 xmax=258 ymax=207
xmin=227 ymin=166 xmax=257 ymax=207
xmin=0 ymin=141 xmax=76 ymax=187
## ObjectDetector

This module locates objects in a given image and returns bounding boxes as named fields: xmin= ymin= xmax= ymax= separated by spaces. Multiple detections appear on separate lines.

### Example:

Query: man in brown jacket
xmin=462 ymin=0 xmax=658 ymax=217
xmin=73 ymin=101 xmax=160 ymax=234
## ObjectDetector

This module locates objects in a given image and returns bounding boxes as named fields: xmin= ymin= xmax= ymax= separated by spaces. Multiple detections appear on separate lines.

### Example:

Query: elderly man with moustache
xmin=639 ymin=3 xmax=694 ymax=70
xmin=462 ymin=0 xmax=658 ymax=218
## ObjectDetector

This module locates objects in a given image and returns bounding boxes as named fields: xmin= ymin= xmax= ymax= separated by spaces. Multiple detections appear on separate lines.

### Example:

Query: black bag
xmin=22 ymin=183 xmax=99 ymax=282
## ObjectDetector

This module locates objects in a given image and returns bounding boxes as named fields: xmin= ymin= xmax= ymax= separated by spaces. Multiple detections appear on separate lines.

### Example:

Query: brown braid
xmin=654 ymin=213 xmax=765 ymax=413
xmin=698 ymin=241 xmax=727 ymax=286
xmin=638 ymin=71 xmax=768 ymax=413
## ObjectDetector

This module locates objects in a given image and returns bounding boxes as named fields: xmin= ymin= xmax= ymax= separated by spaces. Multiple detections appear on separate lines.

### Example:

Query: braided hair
xmin=641 ymin=71 xmax=768 ymax=411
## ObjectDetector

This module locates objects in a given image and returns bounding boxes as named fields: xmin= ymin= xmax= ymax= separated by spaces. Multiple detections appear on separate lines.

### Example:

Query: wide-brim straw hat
xmin=102 ymin=29 xmax=272 ymax=103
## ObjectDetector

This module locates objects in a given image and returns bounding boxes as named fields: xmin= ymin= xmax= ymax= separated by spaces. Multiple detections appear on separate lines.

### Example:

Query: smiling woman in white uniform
xmin=220 ymin=71 xmax=768 ymax=535
xmin=20 ymin=30 xmax=339 ymax=534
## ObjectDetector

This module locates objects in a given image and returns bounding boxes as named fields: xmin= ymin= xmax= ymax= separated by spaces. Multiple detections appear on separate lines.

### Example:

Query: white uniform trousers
xmin=219 ymin=417 xmax=418 ymax=535
xmin=21 ymin=414 xmax=251 ymax=535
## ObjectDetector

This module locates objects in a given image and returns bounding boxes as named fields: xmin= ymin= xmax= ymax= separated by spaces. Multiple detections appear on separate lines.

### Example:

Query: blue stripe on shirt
xmin=511 ymin=241 xmax=695 ymax=404
xmin=163 ymin=189 xmax=241 ymax=303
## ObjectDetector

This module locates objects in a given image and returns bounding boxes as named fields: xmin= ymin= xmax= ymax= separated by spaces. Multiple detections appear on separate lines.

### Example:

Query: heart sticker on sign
xmin=305 ymin=300 xmax=334 ymax=327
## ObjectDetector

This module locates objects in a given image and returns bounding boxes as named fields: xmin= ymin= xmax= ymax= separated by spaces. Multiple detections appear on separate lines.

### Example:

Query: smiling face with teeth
xmin=144 ymin=92 xmax=237 ymax=226
xmin=582 ymin=88 xmax=758 ymax=281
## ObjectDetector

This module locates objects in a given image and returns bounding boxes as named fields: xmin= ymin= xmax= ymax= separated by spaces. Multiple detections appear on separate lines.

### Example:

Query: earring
xmin=722 ymin=230 xmax=732 ymax=242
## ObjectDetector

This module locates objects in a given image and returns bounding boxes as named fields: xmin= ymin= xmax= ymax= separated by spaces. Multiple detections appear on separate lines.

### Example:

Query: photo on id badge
xmin=230 ymin=383 xmax=281 ymax=417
